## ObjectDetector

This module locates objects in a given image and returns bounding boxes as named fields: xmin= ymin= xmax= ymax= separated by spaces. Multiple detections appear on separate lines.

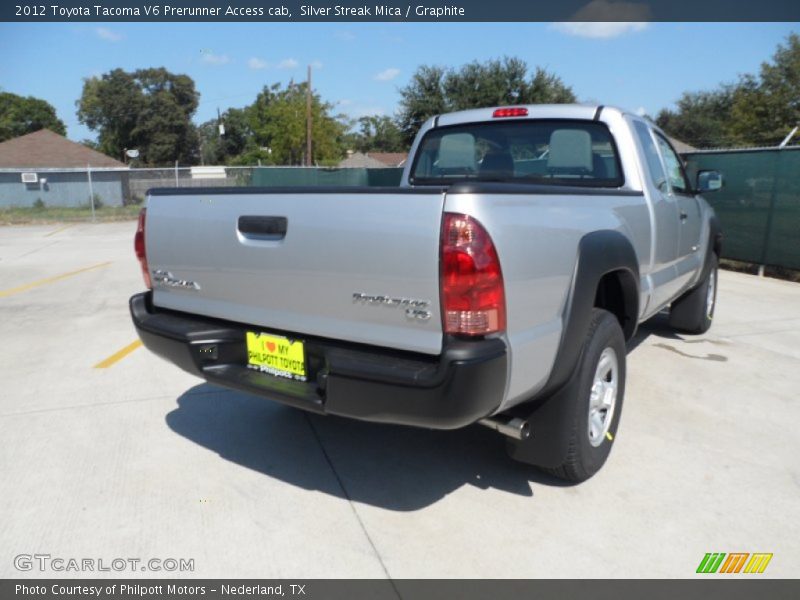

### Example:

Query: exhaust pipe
xmin=479 ymin=416 xmax=531 ymax=441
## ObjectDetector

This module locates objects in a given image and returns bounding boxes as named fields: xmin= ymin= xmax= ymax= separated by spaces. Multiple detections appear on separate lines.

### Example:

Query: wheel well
xmin=594 ymin=270 xmax=638 ymax=340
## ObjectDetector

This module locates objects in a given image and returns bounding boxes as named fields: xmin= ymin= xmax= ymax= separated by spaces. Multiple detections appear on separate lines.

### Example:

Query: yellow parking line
xmin=94 ymin=340 xmax=143 ymax=369
xmin=0 ymin=261 xmax=112 ymax=299
xmin=44 ymin=224 xmax=74 ymax=237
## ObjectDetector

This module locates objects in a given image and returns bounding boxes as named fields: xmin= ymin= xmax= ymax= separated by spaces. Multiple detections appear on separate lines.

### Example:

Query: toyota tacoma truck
xmin=130 ymin=104 xmax=723 ymax=482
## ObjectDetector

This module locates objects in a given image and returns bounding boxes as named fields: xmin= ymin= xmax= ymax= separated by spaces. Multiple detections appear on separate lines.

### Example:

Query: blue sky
xmin=0 ymin=22 xmax=796 ymax=141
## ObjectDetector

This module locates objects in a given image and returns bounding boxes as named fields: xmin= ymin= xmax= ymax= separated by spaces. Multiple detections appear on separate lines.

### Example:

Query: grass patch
xmin=0 ymin=205 xmax=142 ymax=225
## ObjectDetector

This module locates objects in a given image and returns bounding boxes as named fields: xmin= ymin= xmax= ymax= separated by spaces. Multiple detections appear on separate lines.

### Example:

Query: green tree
xmin=0 ymin=92 xmax=66 ymax=141
xmin=657 ymin=34 xmax=800 ymax=149
xmin=76 ymin=68 xmax=200 ymax=165
xmin=241 ymin=82 xmax=346 ymax=165
xmin=350 ymin=115 xmax=406 ymax=153
xmin=728 ymin=33 xmax=800 ymax=146
xmin=656 ymin=88 xmax=736 ymax=148
xmin=397 ymin=57 xmax=576 ymax=144
xmin=198 ymin=107 xmax=253 ymax=165
xmin=396 ymin=65 xmax=447 ymax=146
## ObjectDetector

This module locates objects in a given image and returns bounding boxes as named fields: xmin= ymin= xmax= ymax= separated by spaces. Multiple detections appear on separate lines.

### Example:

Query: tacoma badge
xmin=352 ymin=292 xmax=431 ymax=321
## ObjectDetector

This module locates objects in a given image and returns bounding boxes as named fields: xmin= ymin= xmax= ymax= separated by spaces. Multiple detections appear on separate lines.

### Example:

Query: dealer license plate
xmin=246 ymin=332 xmax=307 ymax=381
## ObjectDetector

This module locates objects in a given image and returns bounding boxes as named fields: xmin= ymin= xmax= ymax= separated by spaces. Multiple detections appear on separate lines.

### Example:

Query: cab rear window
xmin=410 ymin=119 xmax=624 ymax=187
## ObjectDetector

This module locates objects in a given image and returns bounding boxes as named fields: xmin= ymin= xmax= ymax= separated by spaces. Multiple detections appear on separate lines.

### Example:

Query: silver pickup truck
xmin=130 ymin=104 xmax=723 ymax=481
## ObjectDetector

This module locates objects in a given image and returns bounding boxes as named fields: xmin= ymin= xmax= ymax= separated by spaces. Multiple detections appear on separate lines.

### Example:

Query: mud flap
xmin=506 ymin=366 xmax=582 ymax=469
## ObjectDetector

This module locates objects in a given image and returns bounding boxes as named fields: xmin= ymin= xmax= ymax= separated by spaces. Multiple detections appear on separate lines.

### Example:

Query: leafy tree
xmin=239 ymin=82 xmax=346 ymax=165
xmin=398 ymin=57 xmax=576 ymax=144
xmin=350 ymin=115 xmax=406 ymax=153
xmin=657 ymin=34 xmax=800 ymax=148
xmin=528 ymin=67 xmax=579 ymax=104
xmin=396 ymin=65 xmax=447 ymax=146
xmin=656 ymin=88 xmax=736 ymax=148
xmin=0 ymin=92 xmax=66 ymax=141
xmin=198 ymin=107 xmax=253 ymax=165
xmin=728 ymin=33 xmax=800 ymax=146
xmin=76 ymin=68 xmax=200 ymax=165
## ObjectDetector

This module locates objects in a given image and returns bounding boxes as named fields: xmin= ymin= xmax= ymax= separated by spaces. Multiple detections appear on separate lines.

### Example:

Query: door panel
xmin=675 ymin=193 xmax=703 ymax=287
xmin=654 ymin=133 xmax=703 ymax=291
xmin=630 ymin=119 xmax=681 ymax=313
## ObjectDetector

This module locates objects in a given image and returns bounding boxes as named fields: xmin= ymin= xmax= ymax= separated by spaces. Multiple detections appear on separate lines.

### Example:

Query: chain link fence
xmin=0 ymin=166 xmax=404 ymax=218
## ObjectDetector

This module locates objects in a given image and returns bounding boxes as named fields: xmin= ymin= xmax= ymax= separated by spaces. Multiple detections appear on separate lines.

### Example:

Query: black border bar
xmin=3 ymin=579 xmax=800 ymax=600
xmin=3 ymin=0 xmax=800 ymax=22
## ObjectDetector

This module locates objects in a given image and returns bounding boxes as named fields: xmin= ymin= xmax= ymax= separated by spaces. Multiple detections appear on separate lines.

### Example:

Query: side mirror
xmin=696 ymin=170 xmax=723 ymax=193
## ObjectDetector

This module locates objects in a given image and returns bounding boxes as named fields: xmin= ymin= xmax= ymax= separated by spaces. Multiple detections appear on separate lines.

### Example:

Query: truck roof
xmin=434 ymin=104 xmax=630 ymax=128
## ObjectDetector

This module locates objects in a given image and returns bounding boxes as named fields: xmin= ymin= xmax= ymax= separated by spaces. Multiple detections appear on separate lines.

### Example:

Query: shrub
xmin=33 ymin=198 xmax=46 ymax=210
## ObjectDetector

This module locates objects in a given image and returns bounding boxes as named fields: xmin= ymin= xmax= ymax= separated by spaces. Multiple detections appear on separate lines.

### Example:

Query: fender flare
xmin=507 ymin=230 xmax=640 ymax=468
xmin=709 ymin=214 xmax=723 ymax=257
xmin=541 ymin=229 xmax=640 ymax=398
xmin=703 ymin=214 xmax=723 ymax=280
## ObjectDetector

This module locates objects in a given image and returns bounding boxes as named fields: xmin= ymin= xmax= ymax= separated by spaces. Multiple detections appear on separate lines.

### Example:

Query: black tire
xmin=669 ymin=254 xmax=718 ymax=334
xmin=509 ymin=308 xmax=626 ymax=482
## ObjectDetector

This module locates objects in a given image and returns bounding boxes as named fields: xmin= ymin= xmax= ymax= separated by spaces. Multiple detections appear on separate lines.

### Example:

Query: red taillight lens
xmin=492 ymin=107 xmax=528 ymax=118
xmin=134 ymin=208 xmax=151 ymax=289
xmin=440 ymin=213 xmax=506 ymax=336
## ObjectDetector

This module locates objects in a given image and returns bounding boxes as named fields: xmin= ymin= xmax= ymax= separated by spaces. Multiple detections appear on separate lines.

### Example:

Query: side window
xmin=633 ymin=120 xmax=667 ymax=192
xmin=655 ymin=134 xmax=690 ymax=194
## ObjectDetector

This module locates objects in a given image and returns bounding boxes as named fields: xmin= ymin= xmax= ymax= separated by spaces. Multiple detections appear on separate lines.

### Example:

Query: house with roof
xmin=0 ymin=129 xmax=128 ymax=208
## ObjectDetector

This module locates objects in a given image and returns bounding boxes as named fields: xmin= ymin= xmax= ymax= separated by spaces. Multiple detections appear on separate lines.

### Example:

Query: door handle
xmin=679 ymin=212 xmax=688 ymax=221
xmin=238 ymin=216 xmax=288 ymax=240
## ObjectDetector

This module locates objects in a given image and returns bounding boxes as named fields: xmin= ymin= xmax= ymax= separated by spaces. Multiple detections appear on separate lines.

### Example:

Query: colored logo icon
xmin=696 ymin=553 xmax=773 ymax=574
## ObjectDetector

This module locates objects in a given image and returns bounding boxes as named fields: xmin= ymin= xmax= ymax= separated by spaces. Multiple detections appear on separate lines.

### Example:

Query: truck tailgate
xmin=145 ymin=189 xmax=446 ymax=355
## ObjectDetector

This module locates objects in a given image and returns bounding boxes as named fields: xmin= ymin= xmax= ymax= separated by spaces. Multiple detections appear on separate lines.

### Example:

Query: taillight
xmin=492 ymin=107 xmax=528 ymax=118
xmin=134 ymin=208 xmax=151 ymax=289
xmin=440 ymin=213 xmax=506 ymax=336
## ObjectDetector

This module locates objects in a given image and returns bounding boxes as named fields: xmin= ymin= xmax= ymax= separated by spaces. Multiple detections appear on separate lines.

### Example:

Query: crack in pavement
xmin=303 ymin=412 xmax=402 ymax=598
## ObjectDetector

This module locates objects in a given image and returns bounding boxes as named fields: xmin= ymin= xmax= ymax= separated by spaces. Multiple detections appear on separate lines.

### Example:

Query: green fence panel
xmin=366 ymin=168 xmax=404 ymax=186
xmin=685 ymin=148 xmax=800 ymax=270
xmin=766 ymin=151 xmax=800 ymax=270
xmin=250 ymin=167 xmax=403 ymax=188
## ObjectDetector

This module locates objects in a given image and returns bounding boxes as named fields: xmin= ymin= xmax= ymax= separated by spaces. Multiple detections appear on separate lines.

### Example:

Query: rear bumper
xmin=130 ymin=292 xmax=507 ymax=429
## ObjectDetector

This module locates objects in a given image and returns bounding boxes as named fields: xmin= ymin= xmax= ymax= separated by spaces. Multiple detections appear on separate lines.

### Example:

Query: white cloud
xmin=248 ymin=57 xmax=269 ymax=70
xmin=374 ymin=68 xmax=400 ymax=82
xmin=635 ymin=106 xmax=648 ymax=117
xmin=551 ymin=21 xmax=648 ymax=38
xmin=310 ymin=60 xmax=323 ymax=70
xmin=277 ymin=58 xmax=299 ymax=69
xmin=201 ymin=52 xmax=230 ymax=66
xmin=338 ymin=99 xmax=353 ymax=106
xmin=95 ymin=27 xmax=123 ymax=42
xmin=551 ymin=0 xmax=650 ymax=39
xmin=334 ymin=31 xmax=356 ymax=41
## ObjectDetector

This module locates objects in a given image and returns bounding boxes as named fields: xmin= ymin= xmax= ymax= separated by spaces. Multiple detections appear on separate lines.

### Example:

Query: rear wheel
xmin=669 ymin=254 xmax=718 ymax=334
xmin=509 ymin=308 xmax=626 ymax=482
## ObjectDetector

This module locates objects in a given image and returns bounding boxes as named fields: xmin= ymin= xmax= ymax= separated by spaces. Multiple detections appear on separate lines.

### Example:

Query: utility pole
xmin=306 ymin=64 xmax=313 ymax=166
